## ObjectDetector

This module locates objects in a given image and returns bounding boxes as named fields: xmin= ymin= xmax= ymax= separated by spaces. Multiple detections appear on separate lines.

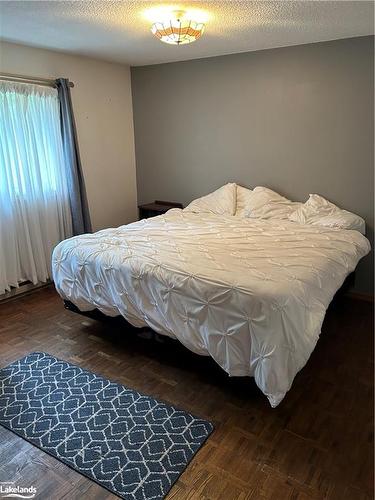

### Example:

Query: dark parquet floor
xmin=0 ymin=286 xmax=373 ymax=499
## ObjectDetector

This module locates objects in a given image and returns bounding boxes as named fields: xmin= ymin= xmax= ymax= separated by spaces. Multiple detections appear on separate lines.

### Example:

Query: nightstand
xmin=138 ymin=200 xmax=184 ymax=220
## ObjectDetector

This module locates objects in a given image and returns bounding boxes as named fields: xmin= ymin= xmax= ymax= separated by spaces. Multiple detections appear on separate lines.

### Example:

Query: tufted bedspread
xmin=52 ymin=209 xmax=370 ymax=407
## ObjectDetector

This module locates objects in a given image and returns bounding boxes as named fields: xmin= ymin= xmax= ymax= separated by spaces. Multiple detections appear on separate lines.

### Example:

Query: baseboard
xmin=0 ymin=281 xmax=52 ymax=303
xmin=346 ymin=290 xmax=374 ymax=303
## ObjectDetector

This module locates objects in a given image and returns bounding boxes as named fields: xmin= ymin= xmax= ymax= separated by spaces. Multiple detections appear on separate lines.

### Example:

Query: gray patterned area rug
xmin=0 ymin=352 xmax=213 ymax=499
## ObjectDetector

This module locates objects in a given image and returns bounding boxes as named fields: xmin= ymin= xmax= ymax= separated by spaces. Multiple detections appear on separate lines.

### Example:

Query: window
xmin=0 ymin=81 xmax=72 ymax=294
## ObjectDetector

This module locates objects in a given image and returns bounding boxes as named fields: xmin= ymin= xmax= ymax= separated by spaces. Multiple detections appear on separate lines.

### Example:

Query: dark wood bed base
xmin=63 ymin=272 xmax=356 ymax=325
xmin=64 ymin=299 xmax=138 ymax=329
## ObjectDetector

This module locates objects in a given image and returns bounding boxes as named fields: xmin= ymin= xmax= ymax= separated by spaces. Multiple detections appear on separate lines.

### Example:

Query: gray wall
xmin=131 ymin=36 xmax=374 ymax=294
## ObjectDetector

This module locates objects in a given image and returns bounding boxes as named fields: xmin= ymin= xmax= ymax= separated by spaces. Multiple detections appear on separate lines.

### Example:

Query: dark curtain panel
xmin=56 ymin=78 xmax=92 ymax=235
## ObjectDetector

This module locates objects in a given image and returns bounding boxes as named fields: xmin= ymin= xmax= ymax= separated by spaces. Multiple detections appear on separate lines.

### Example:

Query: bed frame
xmin=63 ymin=272 xmax=356 ymax=326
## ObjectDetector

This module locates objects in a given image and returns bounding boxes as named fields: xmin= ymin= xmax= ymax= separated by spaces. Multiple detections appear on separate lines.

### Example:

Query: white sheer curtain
xmin=0 ymin=81 xmax=72 ymax=294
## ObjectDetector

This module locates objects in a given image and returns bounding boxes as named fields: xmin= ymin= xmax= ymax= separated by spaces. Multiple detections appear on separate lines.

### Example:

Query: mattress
xmin=52 ymin=209 xmax=370 ymax=407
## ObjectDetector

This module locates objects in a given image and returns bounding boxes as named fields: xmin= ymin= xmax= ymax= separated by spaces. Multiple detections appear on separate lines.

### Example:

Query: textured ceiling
xmin=0 ymin=1 xmax=373 ymax=66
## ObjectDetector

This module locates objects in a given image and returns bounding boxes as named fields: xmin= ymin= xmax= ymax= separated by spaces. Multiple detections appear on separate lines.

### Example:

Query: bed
xmin=52 ymin=185 xmax=370 ymax=407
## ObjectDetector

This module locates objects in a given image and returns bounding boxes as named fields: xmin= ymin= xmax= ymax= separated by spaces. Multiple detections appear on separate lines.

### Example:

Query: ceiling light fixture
xmin=151 ymin=10 xmax=205 ymax=45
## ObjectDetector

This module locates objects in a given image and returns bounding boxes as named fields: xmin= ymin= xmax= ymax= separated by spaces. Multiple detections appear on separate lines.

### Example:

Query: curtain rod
xmin=0 ymin=72 xmax=74 ymax=88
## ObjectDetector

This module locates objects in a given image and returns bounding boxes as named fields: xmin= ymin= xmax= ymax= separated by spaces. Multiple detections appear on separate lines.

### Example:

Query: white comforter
xmin=52 ymin=210 xmax=370 ymax=407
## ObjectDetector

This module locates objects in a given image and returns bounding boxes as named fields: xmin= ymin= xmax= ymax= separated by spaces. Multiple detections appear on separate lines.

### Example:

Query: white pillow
xmin=289 ymin=194 xmax=366 ymax=234
xmin=243 ymin=186 xmax=301 ymax=220
xmin=235 ymin=185 xmax=253 ymax=216
xmin=184 ymin=183 xmax=236 ymax=216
